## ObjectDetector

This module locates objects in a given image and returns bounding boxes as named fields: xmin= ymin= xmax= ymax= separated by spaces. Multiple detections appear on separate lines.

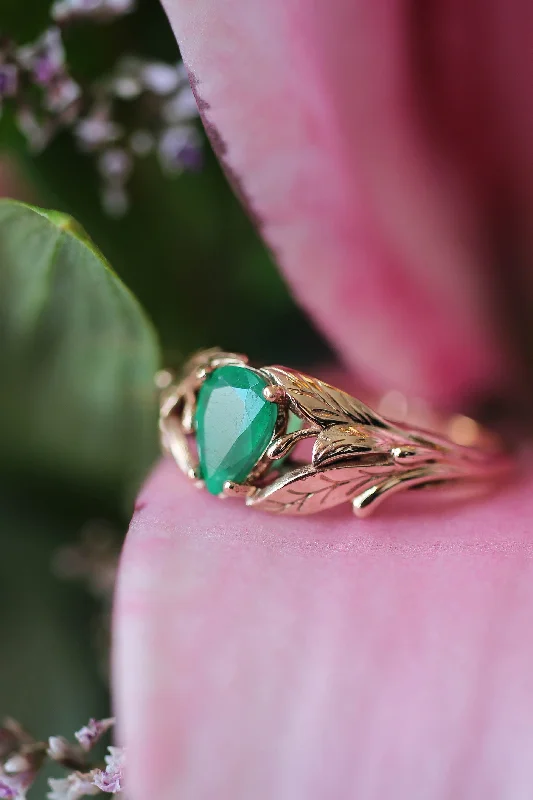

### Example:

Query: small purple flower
xmin=55 ymin=0 xmax=98 ymax=16
xmin=0 ymin=782 xmax=17 ymax=800
xmin=46 ymin=77 xmax=81 ymax=114
xmin=34 ymin=58 xmax=54 ymax=85
xmin=47 ymin=736 xmax=86 ymax=770
xmin=16 ymin=107 xmax=55 ymax=152
xmin=3 ymin=757 xmax=28 ymax=776
xmin=52 ymin=0 xmax=135 ymax=22
xmin=47 ymin=773 xmax=99 ymax=800
xmin=106 ymin=0 xmax=135 ymax=13
xmin=106 ymin=56 xmax=142 ymax=99
xmin=17 ymin=28 xmax=65 ymax=86
xmin=91 ymin=746 xmax=124 ymax=794
xmin=0 ymin=769 xmax=35 ymax=800
xmin=74 ymin=718 xmax=115 ymax=753
xmin=178 ymin=140 xmax=203 ymax=171
xmin=47 ymin=737 xmax=73 ymax=763
xmin=140 ymin=62 xmax=180 ymax=95
xmin=0 ymin=64 xmax=18 ymax=98
xmin=75 ymin=108 xmax=122 ymax=150
xmin=98 ymin=149 xmax=131 ymax=180
xmin=0 ymin=739 xmax=47 ymax=800
xmin=162 ymin=88 xmax=199 ymax=124
xmin=158 ymin=126 xmax=202 ymax=174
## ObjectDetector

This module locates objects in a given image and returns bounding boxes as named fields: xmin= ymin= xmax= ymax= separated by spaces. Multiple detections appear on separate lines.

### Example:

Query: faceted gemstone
xmin=195 ymin=365 xmax=278 ymax=495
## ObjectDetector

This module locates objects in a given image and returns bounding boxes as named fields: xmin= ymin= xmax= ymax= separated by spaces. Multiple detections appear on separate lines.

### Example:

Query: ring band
xmin=158 ymin=349 xmax=513 ymax=517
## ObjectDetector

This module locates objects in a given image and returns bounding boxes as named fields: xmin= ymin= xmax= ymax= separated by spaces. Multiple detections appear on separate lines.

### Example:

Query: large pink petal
xmin=114 ymin=459 xmax=533 ymax=800
xmin=160 ymin=0 xmax=517 ymax=404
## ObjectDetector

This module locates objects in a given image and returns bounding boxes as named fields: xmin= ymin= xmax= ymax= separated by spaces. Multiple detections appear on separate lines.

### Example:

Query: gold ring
xmin=158 ymin=349 xmax=513 ymax=517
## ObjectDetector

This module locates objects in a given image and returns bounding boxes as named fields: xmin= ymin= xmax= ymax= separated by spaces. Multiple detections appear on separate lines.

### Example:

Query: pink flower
xmin=0 ymin=730 xmax=45 ymax=800
xmin=47 ymin=773 xmax=99 ymax=800
xmin=91 ymin=747 xmax=124 ymax=794
xmin=74 ymin=719 xmax=115 ymax=753
xmin=112 ymin=1 xmax=533 ymax=799
xmin=0 ymin=770 xmax=34 ymax=800
xmin=0 ymin=781 xmax=20 ymax=800
xmin=16 ymin=29 xmax=65 ymax=87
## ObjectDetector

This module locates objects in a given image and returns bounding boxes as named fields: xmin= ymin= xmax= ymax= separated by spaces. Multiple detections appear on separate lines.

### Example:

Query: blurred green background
xmin=0 ymin=0 xmax=329 ymax=759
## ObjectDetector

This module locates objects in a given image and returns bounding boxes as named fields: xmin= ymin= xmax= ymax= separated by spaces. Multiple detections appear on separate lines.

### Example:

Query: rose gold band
xmin=158 ymin=349 xmax=513 ymax=517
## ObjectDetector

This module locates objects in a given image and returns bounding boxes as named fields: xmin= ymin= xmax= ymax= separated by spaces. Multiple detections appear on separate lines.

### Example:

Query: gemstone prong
xmin=195 ymin=365 xmax=213 ymax=382
xmin=181 ymin=395 xmax=196 ymax=434
xmin=263 ymin=385 xmax=286 ymax=403
xmin=221 ymin=481 xmax=253 ymax=498
xmin=187 ymin=465 xmax=203 ymax=484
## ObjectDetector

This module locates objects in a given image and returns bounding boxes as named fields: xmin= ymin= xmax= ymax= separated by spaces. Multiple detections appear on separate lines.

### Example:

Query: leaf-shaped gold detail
xmin=247 ymin=459 xmax=471 ymax=516
xmin=262 ymin=368 xmax=386 ymax=429
xmin=312 ymin=424 xmax=392 ymax=467
xmin=159 ymin=413 xmax=198 ymax=480
xmin=351 ymin=466 xmax=447 ymax=517
xmin=247 ymin=463 xmax=393 ymax=515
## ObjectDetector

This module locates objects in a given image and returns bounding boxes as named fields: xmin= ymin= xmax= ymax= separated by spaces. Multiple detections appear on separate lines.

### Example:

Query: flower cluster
xmin=0 ymin=1 xmax=201 ymax=216
xmin=0 ymin=717 xmax=124 ymax=800
xmin=0 ymin=720 xmax=46 ymax=800
xmin=1 ymin=28 xmax=81 ymax=150
xmin=75 ymin=55 xmax=201 ymax=217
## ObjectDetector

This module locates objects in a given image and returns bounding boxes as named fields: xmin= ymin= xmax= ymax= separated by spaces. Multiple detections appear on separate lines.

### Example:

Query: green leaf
xmin=0 ymin=199 xmax=161 ymax=506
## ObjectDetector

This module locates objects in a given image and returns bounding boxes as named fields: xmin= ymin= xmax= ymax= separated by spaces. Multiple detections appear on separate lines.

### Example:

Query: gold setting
xmin=159 ymin=349 xmax=513 ymax=517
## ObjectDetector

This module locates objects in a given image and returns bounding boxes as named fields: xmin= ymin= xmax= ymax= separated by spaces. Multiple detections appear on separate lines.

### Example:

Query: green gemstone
xmin=195 ymin=365 xmax=278 ymax=495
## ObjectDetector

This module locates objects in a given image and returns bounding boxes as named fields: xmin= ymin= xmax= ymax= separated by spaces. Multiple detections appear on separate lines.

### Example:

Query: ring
xmin=158 ymin=349 xmax=513 ymax=517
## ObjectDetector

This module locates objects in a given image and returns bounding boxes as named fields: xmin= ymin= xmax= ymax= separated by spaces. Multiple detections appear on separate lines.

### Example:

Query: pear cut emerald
xmin=195 ymin=365 xmax=278 ymax=495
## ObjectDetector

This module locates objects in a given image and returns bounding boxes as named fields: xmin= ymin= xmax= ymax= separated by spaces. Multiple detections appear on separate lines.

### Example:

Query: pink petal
xmin=114 ymin=458 xmax=533 ymax=799
xmin=160 ymin=0 xmax=514 ymax=404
